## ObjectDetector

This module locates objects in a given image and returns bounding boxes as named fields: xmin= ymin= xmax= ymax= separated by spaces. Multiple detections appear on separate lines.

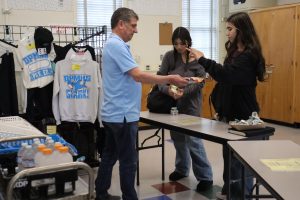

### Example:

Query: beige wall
xmin=277 ymin=0 xmax=300 ymax=5
xmin=0 ymin=0 xmax=77 ymax=26
xmin=124 ymin=0 xmax=181 ymax=71
xmin=1 ymin=0 xmax=300 ymax=70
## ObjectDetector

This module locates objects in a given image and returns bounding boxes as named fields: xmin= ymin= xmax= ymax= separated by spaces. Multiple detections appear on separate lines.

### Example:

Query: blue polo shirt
xmin=101 ymin=33 xmax=141 ymax=123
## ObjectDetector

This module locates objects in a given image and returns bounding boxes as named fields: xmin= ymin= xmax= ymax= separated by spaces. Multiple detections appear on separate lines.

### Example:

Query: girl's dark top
xmin=198 ymin=50 xmax=260 ymax=121
xmin=158 ymin=50 xmax=206 ymax=116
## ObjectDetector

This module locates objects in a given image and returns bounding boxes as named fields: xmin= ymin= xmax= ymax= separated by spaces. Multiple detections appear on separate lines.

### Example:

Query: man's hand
xmin=189 ymin=77 xmax=205 ymax=83
xmin=186 ymin=48 xmax=204 ymax=60
xmin=168 ymin=75 xmax=188 ymax=87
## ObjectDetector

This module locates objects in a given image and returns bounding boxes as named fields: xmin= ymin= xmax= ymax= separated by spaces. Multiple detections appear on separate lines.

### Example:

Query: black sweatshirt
xmin=198 ymin=51 xmax=260 ymax=121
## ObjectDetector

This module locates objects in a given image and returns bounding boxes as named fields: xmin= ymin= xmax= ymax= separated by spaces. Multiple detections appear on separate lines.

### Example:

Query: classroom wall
xmin=0 ymin=0 xmax=76 ymax=26
xmin=1 ymin=0 xmax=300 ymax=71
xmin=124 ymin=0 xmax=181 ymax=71
xmin=277 ymin=0 xmax=300 ymax=5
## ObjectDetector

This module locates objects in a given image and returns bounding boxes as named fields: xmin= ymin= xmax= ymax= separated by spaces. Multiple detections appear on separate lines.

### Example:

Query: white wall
xmin=277 ymin=0 xmax=300 ymax=5
xmin=124 ymin=0 xmax=181 ymax=71
xmin=0 ymin=0 xmax=76 ymax=26
xmin=2 ymin=0 xmax=300 ymax=71
xmin=130 ymin=15 xmax=181 ymax=71
xmin=0 ymin=0 xmax=180 ymax=71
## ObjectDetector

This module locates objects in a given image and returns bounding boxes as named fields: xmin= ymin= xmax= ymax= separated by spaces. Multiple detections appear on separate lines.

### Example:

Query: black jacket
xmin=198 ymin=51 xmax=260 ymax=121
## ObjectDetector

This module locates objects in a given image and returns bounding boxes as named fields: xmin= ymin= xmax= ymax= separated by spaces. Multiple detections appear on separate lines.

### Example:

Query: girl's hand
xmin=169 ymin=86 xmax=183 ymax=100
xmin=186 ymin=48 xmax=204 ymax=60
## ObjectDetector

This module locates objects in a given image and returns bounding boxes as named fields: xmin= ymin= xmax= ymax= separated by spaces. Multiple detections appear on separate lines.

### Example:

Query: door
xmin=251 ymin=7 xmax=296 ymax=123
xmin=250 ymin=10 xmax=273 ymax=120
xmin=294 ymin=6 xmax=300 ymax=123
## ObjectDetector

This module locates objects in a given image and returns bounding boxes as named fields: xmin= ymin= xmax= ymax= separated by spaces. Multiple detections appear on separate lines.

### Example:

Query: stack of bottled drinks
xmin=16 ymin=136 xmax=73 ymax=172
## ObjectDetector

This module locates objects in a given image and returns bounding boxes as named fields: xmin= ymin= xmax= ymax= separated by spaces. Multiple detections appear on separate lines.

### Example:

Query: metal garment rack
xmin=0 ymin=25 xmax=107 ymax=63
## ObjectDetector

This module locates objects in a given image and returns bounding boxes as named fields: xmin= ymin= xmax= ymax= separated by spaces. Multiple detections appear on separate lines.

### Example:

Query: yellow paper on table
xmin=260 ymin=158 xmax=300 ymax=171
xmin=175 ymin=118 xmax=200 ymax=126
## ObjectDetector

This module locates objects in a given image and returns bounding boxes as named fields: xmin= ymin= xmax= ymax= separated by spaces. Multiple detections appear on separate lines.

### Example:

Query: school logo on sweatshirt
xmin=64 ymin=74 xmax=91 ymax=99
xmin=23 ymin=52 xmax=54 ymax=81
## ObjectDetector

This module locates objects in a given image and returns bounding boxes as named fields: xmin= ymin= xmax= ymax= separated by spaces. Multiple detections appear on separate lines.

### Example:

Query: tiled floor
xmin=89 ymin=122 xmax=300 ymax=200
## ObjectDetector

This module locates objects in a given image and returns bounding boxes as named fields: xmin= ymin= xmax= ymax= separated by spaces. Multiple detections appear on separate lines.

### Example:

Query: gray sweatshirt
xmin=52 ymin=54 xmax=102 ymax=125
xmin=158 ymin=50 xmax=206 ymax=116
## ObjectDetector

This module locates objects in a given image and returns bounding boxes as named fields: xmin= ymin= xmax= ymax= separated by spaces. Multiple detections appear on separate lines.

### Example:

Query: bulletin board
xmin=7 ymin=0 xmax=72 ymax=11
xmin=159 ymin=23 xmax=173 ymax=45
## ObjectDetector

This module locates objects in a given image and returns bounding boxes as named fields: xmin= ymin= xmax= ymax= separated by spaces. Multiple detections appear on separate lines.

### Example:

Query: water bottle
xmin=21 ymin=145 xmax=35 ymax=169
xmin=34 ymin=144 xmax=46 ymax=167
xmin=17 ymin=143 xmax=28 ymax=170
xmin=33 ymin=138 xmax=40 ymax=143
xmin=58 ymin=146 xmax=73 ymax=194
xmin=46 ymin=139 xmax=55 ymax=150
xmin=39 ymin=148 xmax=54 ymax=166
xmin=32 ymin=140 xmax=41 ymax=151
xmin=45 ymin=136 xmax=52 ymax=142
xmin=51 ymin=142 xmax=63 ymax=165
xmin=54 ymin=142 xmax=63 ymax=151
xmin=58 ymin=146 xmax=73 ymax=164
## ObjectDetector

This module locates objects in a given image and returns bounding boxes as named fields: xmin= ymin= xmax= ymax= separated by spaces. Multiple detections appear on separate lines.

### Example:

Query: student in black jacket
xmin=188 ymin=12 xmax=266 ymax=199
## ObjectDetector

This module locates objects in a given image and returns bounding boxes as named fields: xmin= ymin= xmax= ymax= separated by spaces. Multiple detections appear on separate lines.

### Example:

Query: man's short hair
xmin=111 ymin=7 xmax=139 ymax=29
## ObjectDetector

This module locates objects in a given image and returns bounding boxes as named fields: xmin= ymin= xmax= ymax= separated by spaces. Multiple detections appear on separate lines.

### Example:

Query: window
xmin=182 ymin=0 xmax=219 ymax=61
xmin=77 ymin=0 xmax=122 ymax=32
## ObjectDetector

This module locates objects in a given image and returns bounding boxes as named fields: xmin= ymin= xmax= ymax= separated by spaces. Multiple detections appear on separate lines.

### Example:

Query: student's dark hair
xmin=225 ymin=12 xmax=265 ymax=81
xmin=111 ymin=7 xmax=139 ymax=29
xmin=172 ymin=27 xmax=192 ymax=66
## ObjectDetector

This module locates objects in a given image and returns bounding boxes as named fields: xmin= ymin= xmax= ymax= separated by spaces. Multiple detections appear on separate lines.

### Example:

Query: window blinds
xmin=77 ymin=0 xmax=122 ymax=33
xmin=182 ymin=0 xmax=219 ymax=61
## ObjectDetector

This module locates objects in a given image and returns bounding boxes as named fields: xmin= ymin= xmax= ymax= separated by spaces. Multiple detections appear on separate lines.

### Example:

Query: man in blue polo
xmin=95 ymin=7 xmax=188 ymax=200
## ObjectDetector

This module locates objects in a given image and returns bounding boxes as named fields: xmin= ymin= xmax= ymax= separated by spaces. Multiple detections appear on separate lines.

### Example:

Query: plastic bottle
xmin=34 ymin=144 xmax=46 ymax=167
xmin=38 ymin=148 xmax=54 ymax=167
xmin=45 ymin=136 xmax=52 ymax=142
xmin=54 ymin=142 xmax=63 ymax=151
xmin=58 ymin=146 xmax=73 ymax=164
xmin=57 ymin=146 xmax=73 ymax=194
xmin=45 ymin=139 xmax=55 ymax=150
xmin=32 ymin=140 xmax=41 ymax=152
xmin=17 ymin=143 xmax=28 ymax=170
xmin=33 ymin=138 xmax=40 ymax=143
xmin=52 ymin=142 xmax=63 ymax=165
xmin=21 ymin=145 xmax=35 ymax=169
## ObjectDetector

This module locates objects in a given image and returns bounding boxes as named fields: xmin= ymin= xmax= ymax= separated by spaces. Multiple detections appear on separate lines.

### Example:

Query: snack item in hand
xmin=170 ymin=85 xmax=178 ymax=94
xmin=189 ymin=77 xmax=205 ymax=83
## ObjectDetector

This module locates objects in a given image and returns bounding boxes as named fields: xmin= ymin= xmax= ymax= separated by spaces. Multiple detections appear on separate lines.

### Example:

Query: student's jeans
xmin=222 ymin=144 xmax=253 ymax=199
xmin=170 ymin=131 xmax=213 ymax=181
xmin=95 ymin=120 xmax=138 ymax=200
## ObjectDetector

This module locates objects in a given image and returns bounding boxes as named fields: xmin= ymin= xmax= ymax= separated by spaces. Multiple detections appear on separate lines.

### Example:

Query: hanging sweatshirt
xmin=15 ymin=33 xmax=55 ymax=89
xmin=52 ymin=54 xmax=102 ymax=125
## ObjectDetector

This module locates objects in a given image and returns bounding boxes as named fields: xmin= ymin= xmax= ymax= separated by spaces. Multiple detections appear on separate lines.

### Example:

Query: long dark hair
xmin=225 ymin=12 xmax=265 ymax=81
xmin=172 ymin=27 xmax=192 ymax=66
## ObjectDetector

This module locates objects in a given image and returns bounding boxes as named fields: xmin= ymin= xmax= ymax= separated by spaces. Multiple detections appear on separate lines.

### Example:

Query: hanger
xmin=71 ymin=25 xmax=107 ymax=46
xmin=0 ymin=43 xmax=10 ymax=56
xmin=0 ymin=39 xmax=18 ymax=48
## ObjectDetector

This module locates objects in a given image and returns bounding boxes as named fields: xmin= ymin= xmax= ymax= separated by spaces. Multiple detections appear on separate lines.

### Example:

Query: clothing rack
xmin=0 ymin=25 xmax=108 ymax=63
xmin=0 ymin=38 xmax=18 ymax=48
xmin=72 ymin=25 xmax=107 ymax=46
